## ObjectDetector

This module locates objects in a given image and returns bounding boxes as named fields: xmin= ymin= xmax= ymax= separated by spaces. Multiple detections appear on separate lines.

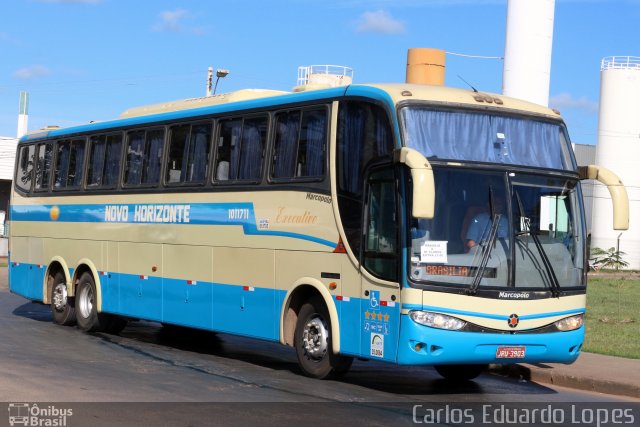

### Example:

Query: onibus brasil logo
xmin=8 ymin=403 xmax=72 ymax=426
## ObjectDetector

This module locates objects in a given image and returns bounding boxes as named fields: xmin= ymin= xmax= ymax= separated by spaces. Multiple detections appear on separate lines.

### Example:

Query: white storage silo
xmin=502 ymin=0 xmax=555 ymax=106
xmin=591 ymin=57 xmax=640 ymax=269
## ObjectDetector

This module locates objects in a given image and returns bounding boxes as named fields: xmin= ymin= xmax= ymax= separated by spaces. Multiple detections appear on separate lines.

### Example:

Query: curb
xmin=488 ymin=364 xmax=640 ymax=399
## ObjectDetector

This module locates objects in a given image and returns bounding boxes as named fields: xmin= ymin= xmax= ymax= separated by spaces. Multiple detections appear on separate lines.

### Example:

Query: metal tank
xmin=591 ymin=56 xmax=640 ymax=269
xmin=502 ymin=0 xmax=556 ymax=106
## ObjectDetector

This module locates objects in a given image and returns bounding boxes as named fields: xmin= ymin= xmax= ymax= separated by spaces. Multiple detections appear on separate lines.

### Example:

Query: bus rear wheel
xmin=75 ymin=272 xmax=126 ymax=333
xmin=434 ymin=364 xmax=487 ymax=381
xmin=50 ymin=271 xmax=76 ymax=326
xmin=294 ymin=296 xmax=353 ymax=379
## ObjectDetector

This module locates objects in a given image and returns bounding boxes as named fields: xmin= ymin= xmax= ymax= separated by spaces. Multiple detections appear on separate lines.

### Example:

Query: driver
xmin=465 ymin=196 xmax=509 ymax=249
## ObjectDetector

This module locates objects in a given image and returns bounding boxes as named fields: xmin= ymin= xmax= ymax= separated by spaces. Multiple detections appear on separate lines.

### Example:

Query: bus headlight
xmin=554 ymin=314 xmax=584 ymax=331
xmin=410 ymin=311 xmax=467 ymax=331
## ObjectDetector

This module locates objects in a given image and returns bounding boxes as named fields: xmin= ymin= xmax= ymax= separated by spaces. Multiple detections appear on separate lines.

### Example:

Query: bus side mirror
xmin=394 ymin=147 xmax=435 ymax=219
xmin=578 ymin=164 xmax=629 ymax=230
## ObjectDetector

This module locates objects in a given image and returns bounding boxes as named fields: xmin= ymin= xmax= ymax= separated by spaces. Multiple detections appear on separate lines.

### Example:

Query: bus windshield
xmin=401 ymin=107 xmax=575 ymax=171
xmin=408 ymin=169 xmax=585 ymax=292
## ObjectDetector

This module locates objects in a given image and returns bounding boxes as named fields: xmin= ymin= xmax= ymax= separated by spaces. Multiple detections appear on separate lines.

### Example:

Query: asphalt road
xmin=0 ymin=268 xmax=637 ymax=426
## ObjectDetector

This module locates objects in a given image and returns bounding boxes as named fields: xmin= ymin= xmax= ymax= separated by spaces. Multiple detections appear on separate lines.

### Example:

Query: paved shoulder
xmin=491 ymin=352 xmax=640 ymax=399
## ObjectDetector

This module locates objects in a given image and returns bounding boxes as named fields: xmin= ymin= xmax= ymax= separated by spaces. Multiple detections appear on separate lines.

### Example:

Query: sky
xmin=1 ymin=0 xmax=639 ymax=146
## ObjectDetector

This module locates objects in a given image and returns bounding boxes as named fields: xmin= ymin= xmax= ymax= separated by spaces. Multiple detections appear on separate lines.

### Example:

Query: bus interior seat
xmin=216 ymin=161 xmax=229 ymax=180
xmin=168 ymin=169 xmax=181 ymax=183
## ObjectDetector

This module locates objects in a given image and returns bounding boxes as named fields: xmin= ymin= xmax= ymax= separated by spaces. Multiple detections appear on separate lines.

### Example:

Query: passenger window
xmin=34 ymin=143 xmax=53 ymax=191
xmin=16 ymin=145 xmax=35 ymax=192
xmin=273 ymin=111 xmax=300 ymax=178
xmin=124 ymin=129 xmax=165 ymax=186
xmin=214 ymin=116 xmax=267 ymax=182
xmin=88 ymin=134 xmax=122 ymax=188
xmin=166 ymin=123 xmax=212 ymax=184
xmin=215 ymin=119 xmax=241 ymax=181
xmin=298 ymin=110 xmax=326 ymax=177
xmin=272 ymin=108 xmax=327 ymax=179
xmin=54 ymin=139 xmax=86 ymax=189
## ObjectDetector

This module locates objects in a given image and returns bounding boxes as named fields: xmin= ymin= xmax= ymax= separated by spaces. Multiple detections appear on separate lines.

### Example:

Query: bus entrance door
xmin=360 ymin=167 xmax=401 ymax=362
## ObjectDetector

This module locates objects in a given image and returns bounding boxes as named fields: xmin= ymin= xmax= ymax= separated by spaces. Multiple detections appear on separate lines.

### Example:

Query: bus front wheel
xmin=434 ymin=364 xmax=487 ymax=381
xmin=294 ymin=296 xmax=353 ymax=379
xmin=50 ymin=271 xmax=76 ymax=326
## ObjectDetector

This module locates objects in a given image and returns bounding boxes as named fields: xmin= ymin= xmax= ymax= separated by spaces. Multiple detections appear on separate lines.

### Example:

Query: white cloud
xmin=12 ymin=65 xmax=51 ymax=80
xmin=153 ymin=9 xmax=206 ymax=34
xmin=154 ymin=9 xmax=188 ymax=32
xmin=549 ymin=93 xmax=599 ymax=113
xmin=356 ymin=10 xmax=406 ymax=34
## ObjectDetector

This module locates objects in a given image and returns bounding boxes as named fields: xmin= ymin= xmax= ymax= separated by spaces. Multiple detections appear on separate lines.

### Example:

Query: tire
xmin=75 ymin=272 xmax=111 ymax=332
xmin=294 ymin=296 xmax=353 ymax=379
xmin=50 ymin=271 xmax=76 ymax=326
xmin=434 ymin=364 xmax=487 ymax=381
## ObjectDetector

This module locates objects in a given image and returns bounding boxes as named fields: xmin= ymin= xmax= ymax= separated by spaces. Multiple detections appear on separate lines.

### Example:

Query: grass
xmin=584 ymin=277 xmax=640 ymax=359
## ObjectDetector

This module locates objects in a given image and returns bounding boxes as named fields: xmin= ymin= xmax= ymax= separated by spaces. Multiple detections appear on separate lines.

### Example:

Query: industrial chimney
xmin=406 ymin=48 xmax=446 ymax=86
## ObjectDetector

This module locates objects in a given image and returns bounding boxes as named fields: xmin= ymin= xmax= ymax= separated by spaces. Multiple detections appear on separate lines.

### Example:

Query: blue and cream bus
xmin=9 ymin=66 xmax=628 ymax=380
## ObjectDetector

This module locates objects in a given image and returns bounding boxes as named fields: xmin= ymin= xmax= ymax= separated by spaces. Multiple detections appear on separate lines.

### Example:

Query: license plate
xmin=496 ymin=346 xmax=526 ymax=359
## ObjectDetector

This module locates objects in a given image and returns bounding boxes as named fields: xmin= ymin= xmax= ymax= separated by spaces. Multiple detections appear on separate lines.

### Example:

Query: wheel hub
xmin=78 ymin=284 xmax=94 ymax=319
xmin=52 ymin=283 xmax=68 ymax=311
xmin=302 ymin=316 xmax=328 ymax=359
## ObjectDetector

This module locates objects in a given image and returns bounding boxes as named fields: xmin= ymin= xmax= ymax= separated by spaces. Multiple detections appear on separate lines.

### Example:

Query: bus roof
xmin=369 ymin=83 xmax=562 ymax=119
xmin=119 ymin=89 xmax=289 ymax=119
xmin=20 ymin=83 xmax=562 ymax=143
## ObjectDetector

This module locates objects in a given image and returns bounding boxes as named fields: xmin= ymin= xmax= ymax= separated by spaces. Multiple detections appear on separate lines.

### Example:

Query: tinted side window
xmin=166 ymin=123 xmax=212 ymax=184
xmin=336 ymin=101 xmax=394 ymax=259
xmin=272 ymin=111 xmax=300 ymax=178
xmin=272 ymin=108 xmax=327 ymax=179
xmin=88 ymin=135 xmax=106 ymax=186
xmin=238 ymin=117 xmax=267 ymax=180
xmin=214 ymin=116 xmax=267 ymax=182
xmin=214 ymin=119 xmax=241 ymax=181
xmin=35 ymin=143 xmax=53 ymax=191
xmin=124 ymin=129 xmax=165 ymax=186
xmin=16 ymin=145 xmax=35 ymax=192
xmin=54 ymin=139 xmax=86 ymax=189
xmin=298 ymin=109 xmax=327 ymax=177
xmin=88 ymin=134 xmax=122 ymax=188
xmin=103 ymin=135 xmax=123 ymax=187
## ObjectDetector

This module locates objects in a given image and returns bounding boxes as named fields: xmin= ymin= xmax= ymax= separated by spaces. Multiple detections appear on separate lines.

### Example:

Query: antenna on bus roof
xmin=457 ymin=75 xmax=479 ymax=93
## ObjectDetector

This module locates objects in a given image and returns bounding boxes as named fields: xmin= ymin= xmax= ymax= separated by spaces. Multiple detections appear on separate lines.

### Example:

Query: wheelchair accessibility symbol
xmin=369 ymin=290 xmax=380 ymax=309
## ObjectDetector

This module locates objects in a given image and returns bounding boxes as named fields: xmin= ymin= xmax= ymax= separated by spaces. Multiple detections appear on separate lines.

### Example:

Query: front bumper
xmin=397 ymin=314 xmax=584 ymax=365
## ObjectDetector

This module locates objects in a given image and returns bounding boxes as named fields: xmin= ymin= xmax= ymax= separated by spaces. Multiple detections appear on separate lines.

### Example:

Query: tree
xmin=590 ymin=247 xmax=629 ymax=270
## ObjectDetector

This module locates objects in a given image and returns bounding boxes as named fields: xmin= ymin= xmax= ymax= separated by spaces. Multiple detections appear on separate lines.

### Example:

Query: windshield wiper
xmin=529 ymin=232 xmax=561 ymax=298
xmin=466 ymin=213 xmax=501 ymax=296
xmin=514 ymin=191 xmax=561 ymax=298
